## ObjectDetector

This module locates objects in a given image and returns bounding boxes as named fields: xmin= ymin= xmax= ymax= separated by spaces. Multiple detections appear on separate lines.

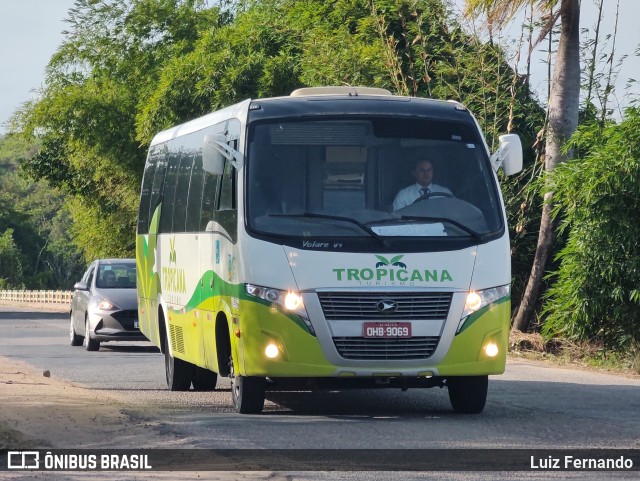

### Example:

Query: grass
xmin=509 ymin=330 xmax=640 ymax=378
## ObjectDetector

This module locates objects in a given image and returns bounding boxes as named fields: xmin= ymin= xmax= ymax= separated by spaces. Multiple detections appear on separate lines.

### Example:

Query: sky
xmin=0 ymin=1 xmax=77 ymax=134
xmin=1 ymin=0 xmax=639 ymax=135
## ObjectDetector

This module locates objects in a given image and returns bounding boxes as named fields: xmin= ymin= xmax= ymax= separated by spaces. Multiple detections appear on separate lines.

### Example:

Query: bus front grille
xmin=318 ymin=292 xmax=452 ymax=321
xmin=332 ymin=336 xmax=440 ymax=360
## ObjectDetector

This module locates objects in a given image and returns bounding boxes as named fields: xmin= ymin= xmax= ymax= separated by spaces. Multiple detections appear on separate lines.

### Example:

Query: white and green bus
xmin=136 ymin=86 xmax=522 ymax=414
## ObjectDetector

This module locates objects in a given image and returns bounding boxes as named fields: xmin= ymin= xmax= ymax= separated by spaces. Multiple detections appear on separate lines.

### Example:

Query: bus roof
xmin=149 ymin=92 xmax=473 ymax=147
xmin=248 ymin=94 xmax=471 ymax=124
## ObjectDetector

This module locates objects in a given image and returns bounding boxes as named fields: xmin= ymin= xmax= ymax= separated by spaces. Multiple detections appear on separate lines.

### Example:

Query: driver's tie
xmin=420 ymin=187 xmax=430 ymax=197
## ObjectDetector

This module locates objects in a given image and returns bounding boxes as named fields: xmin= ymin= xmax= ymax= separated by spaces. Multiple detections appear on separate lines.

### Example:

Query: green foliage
xmin=542 ymin=107 xmax=640 ymax=350
xmin=14 ymin=0 xmax=225 ymax=260
xmin=0 ymin=135 xmax=84 ymax=289
xmin=0 ymin=229 xmax=23 ymax=289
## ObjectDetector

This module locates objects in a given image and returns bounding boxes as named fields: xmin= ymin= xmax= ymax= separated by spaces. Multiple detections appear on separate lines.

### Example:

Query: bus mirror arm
xmin=203 ymin=134 xmax=243 ymax=173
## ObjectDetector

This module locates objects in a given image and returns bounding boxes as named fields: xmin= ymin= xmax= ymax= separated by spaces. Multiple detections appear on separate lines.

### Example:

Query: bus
xmin=136 ymin=86 xmax=522 ymax=414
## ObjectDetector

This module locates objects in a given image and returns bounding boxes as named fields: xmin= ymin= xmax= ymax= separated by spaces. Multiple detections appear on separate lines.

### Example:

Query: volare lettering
xmin=303 ymin=241 xmax=330 ymax=248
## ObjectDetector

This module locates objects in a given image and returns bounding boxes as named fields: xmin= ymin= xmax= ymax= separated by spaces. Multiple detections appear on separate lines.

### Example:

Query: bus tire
xmin=164 ymin=333 xmax=192 ymax=391
xmin=447 ymin=375 xmax=488 ymax=414
xmin=192 ymin=366 xmax=218 ymax=391
xmin=230 ymin=355 xmax=265 ymax=414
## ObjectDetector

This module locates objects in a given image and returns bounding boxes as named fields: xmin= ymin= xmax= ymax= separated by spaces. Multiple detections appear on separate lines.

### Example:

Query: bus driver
xmin=392 ymin=159 xmax=452 ymax=211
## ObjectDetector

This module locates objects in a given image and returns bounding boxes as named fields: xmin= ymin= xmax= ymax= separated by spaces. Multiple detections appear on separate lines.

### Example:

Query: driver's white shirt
xmin=392 ymin=182 xmax=452 ymax=211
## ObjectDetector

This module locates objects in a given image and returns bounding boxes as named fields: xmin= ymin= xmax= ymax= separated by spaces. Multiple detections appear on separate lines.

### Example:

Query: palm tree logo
xmin=169 ymin=237 xmax=177 ymax=264
xmin=375 ymin=255 xmax=407 ymax=269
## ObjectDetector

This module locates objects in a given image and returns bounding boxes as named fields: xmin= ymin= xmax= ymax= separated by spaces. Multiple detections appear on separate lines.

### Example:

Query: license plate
xmin=134 ymin=320 xmax=139 ymax=329
xmin=363 ymin=322 xmax=411 ymax=338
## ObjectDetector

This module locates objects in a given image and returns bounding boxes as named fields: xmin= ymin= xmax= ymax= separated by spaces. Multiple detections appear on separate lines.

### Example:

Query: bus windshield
xmin=246 ymin=117 xmax=503 ymax=243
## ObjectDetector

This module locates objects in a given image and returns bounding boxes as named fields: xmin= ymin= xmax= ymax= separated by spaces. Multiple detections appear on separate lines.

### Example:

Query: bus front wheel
xmin=230 ymin=355 xmax=265 ymax=414
xmin=447 ymin=375 xmax=488 ymax=414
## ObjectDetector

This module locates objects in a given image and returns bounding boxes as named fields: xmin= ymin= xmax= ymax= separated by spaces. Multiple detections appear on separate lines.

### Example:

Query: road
xmin=0 ymin=306 xmax=639 ymax=480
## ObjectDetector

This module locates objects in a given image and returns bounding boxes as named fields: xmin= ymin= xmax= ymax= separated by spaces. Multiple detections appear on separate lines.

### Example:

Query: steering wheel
xmin=412 ymin=192 xmax=454 ymax=204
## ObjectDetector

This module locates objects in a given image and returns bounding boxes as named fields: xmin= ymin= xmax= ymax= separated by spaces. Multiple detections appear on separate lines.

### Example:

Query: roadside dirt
xmin=0 ymin=301 xmax=69 ymax=314
xmin=0 ymin=355 xmax=163 ymax=450
xmin=0 ymin=303 xmax=190 ymax=451
xmin=0 ymin=356 xmax=276 ymax=481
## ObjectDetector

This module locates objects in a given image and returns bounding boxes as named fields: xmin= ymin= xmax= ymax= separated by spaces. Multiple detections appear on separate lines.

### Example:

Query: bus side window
xmin=211 ymin=140 xmax=238 ymax=242
xmin=172 ymin=151 xmax=195 ymax=233
xmin=186 ymin=151 xmax=205 ymax=233
xmin=159 ymin=151 xmax=180 ymax=233
xmin=218 ymin=153 xmax=236 ymax=211
xmin=200 ymin=171 xmax=221 ymax=230
xmin=148 ymin=146 xmax=168 ymax=231
xmin=138 ymin=147 xmax=160 ymax=234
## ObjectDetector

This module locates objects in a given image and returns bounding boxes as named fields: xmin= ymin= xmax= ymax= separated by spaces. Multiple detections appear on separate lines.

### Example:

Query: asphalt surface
xmin=1 ymin=306 xmax=639 ymax=480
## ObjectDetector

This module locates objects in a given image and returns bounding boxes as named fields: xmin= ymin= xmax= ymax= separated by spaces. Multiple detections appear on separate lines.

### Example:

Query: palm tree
xmin=464 ymin=0 xmax=581 ymax=332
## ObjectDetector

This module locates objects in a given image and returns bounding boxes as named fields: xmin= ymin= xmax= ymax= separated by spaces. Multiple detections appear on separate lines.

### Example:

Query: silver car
xmin=69 ymin=259 xmax=147 ymax=351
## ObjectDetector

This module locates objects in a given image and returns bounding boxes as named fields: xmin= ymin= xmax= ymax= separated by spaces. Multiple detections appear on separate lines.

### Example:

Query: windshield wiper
xmin=270 ymin=212 xmax=388 ymax=247
xmin=392 ymin=215 xmax=483 ymax=241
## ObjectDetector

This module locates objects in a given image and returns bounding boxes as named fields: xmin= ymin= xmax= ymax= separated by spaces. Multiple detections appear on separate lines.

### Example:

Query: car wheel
xmin=192 ymin=366 xmax=218 ymax=391
xmin=164 ymin=332 xmax=192 ymax=391
xmin=69 ymin=313 xmax=82 ymax=346
xmin=447 ymin=375 xmax=488 ymax=414
xmin=230 ymin=354 xmax=265 ymax=414
xmin=83 ymin=316 xmax=100 ymax=351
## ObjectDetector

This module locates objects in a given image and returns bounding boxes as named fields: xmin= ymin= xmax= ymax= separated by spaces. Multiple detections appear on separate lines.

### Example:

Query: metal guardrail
xmin=0 ymin=290 xmax=73 ymax=305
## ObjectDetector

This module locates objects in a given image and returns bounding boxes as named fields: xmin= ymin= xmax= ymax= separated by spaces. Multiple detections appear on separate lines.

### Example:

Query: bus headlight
xmin=465 ymin=292 xmax=482 ymax=312
xmin=457 ymin=285 xmax=510 ymax=333
xmin=284 ymin=292 xmax=303 ymax=310
xmin=245 ymin=284 xmax=314 ymax=334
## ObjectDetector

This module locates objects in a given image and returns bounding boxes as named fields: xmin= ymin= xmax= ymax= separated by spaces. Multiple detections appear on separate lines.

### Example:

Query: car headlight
xmin=96 ymin=299 xmax=119 ymax=311
xmin=245 ymin=284 xmax=314 ymax=334
xmin=457 ymin=285 xmax=510 ymax=333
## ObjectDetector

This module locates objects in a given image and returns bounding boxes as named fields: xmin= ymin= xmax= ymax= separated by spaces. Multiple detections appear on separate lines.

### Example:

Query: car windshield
xmin=96 ymin=263 xmax=136 ymax=289
xmin=246 ymin=117 xmax=502 ymax=243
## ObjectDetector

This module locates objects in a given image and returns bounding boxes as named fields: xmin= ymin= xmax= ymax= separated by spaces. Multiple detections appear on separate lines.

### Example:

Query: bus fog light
xmin=484 ymin=342 xmax=499 ymax=358
xmin=265 ymin=343 xmax=279 ymax=359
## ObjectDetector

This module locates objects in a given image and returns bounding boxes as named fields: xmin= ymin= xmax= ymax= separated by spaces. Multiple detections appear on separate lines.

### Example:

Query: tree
xmin=0 ymin=134 xmax=85 ymax=288
xmin=464 ymin=0 xmax=581 ymax=332
xmin=542 ymin=107 xmax=640 ymax=351
xmin=0 ymin=229 xmax=23 ymax=289
xmin=14 ymin=0 xmax=227 ymax=260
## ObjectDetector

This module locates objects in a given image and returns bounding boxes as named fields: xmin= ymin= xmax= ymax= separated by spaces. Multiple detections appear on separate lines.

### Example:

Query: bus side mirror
xmin=490 ymin=134 xmax=523 ymax=176
xmin=203 ymin=134 xmax=227 ymax=175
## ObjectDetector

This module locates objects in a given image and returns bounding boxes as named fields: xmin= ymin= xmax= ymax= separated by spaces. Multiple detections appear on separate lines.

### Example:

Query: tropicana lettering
xmin=162 ymin=266 xmax=186 ymax=294
xmin=333 ymin=268 xmax=453 ymax=283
